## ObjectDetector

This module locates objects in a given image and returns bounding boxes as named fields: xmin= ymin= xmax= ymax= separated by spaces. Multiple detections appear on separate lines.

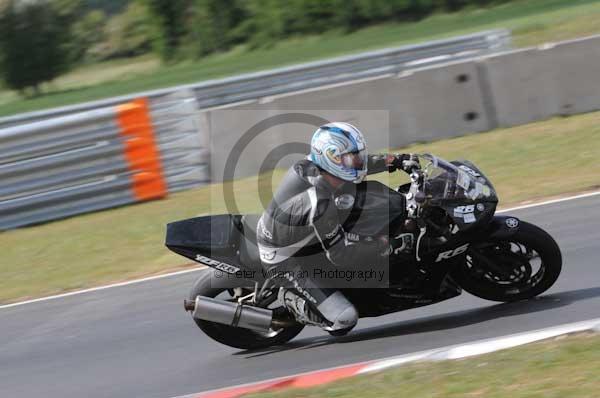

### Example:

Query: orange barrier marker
xmin=116 ymin=98 xmax=167 ymax=201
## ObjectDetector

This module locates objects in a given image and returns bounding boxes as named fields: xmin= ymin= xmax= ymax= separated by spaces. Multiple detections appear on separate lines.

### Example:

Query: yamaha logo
xmin=260 ymin=249 xmax=276 ymax=261
xmin=506 ymin=218 xmax=519 ymax=228
xmin=335 ymin=194 xmax=355 ymax=210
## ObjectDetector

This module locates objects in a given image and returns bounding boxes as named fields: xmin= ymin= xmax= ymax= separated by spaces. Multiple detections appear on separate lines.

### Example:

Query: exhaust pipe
xmin=184 ymin=296 xmax=273 ymax=332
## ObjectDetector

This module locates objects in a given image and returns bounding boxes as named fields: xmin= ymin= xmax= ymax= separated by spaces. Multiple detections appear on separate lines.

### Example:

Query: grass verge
xmin=2 ymin=0 xmax=600 ymax=116
xmin=0 ymin=110 xmax=599 ymax=304
xmin=247 ymin=332 xmax=600 ymax=398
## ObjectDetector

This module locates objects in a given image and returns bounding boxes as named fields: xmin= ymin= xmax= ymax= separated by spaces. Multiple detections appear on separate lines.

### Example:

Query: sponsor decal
xmin=195 ymin=254 xmax=240 ymax=274
xmin=454 ymin=205 xmax=477 ymax=223
xmin=259 ymin=249 xmax=276 ymax=261
xmin=294 ymin=164 xmax=306 ymax=177
xmin=506 ymin=218 xmax=519 ymax=228
xmin=338 ymin=317 xmax=355 ymax=326
xmin=457 ymin=170 xmax=471 ymax=191
xmin=325 ymin=148 xmax=342 ymax=164
xmin=482 ymin=185 xmax=492 ymax=197
xmin=258 ymin=218 xmax=273 ymax=240
xmin=335 ymin=194 xmax=355 ymax=210
xmin=435 ymin=243 xmax=470 ymax=263
xmin=346 ymin=232 xmax=360 ymax=242
xmin=415 ymin=299 xmax=434 ymax=304
xmin=392 ymin=233 xmax=413 ymax=254
xmin=330 ymin=234 xmax=343 ymax=245
xmin=454 ymin=205 xmax=475 ymax=215
xmin=325 ymin=224 xmax=341 ymax=240
xmin=459 ymin=165 xmax=481 ymax=177
xmin=466 ymin=182 xmax=485 ymax=200
xmin=463 ymin=213 xmax=476 ymax=224
xmin=283 ymin=272 xmax=317 ymax=304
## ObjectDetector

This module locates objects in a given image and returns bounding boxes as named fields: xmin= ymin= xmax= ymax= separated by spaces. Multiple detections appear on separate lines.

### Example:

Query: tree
xmin=186 ymin=0 xmax=246 ymax=56
xmin=71 ymin=10 xmax=107 ymax=61
xmin=141 ymin=0 xmax=188 ymax=62
xmin=0 ymin=0 xmax=73 ymax=95
xmin=99 ymin=2 xmax=153 ymax=59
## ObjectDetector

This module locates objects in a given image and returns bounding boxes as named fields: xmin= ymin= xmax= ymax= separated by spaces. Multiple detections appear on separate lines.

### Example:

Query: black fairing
xmin=165 ymin=214 xmax=241 ymax=260
xmin=165 ymin=214 xmax=265 ymax=281
xmin=339 ymin=180 xmax=406 ymax=236
xmin=471 ymin=215 xmax=521 ymax=242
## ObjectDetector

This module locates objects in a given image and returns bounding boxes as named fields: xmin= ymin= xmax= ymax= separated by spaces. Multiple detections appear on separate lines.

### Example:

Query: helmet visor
xmin=341 ymin=149 xmax=367 ymax=171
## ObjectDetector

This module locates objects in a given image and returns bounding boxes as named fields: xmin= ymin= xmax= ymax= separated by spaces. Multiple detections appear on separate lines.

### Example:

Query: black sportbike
xmin=166 ymin=154 xmax=562 ymax=349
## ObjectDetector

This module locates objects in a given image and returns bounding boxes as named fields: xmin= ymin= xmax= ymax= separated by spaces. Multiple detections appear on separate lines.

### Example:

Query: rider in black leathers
xmin=256 ymin=122 xmax=415 ymax=334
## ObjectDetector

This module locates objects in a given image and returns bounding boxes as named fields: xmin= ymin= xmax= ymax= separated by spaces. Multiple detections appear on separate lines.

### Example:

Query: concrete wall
xmin=205 ymin=34 xmax=600 ymax=182
xmin=207 ymin=60 xmax=490 ymax=181
xmin=482 ymin=34 xmax=600 ymax=127
xmin=206 ymin=105 xmax=390 ymax=182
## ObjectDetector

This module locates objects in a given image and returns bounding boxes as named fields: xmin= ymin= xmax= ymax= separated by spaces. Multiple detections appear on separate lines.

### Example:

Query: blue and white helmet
xmin=310 ymin=122 xmax=368 ymax=184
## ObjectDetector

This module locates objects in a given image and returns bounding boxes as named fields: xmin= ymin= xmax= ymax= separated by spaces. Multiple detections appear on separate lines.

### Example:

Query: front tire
xmin=188 ymin=271 xmax=304 ymax=350
xmin=452 ymin=221 xmax=562 ymax=302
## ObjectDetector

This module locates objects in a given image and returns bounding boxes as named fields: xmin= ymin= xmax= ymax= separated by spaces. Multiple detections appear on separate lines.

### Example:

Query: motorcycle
xmin=165 ymin=154 xmax=562 ymax=349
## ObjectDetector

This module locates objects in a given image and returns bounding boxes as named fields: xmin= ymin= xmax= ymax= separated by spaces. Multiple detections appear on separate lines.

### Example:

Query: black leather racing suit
xmin=256 ymin=155 xmax=407 ymax=331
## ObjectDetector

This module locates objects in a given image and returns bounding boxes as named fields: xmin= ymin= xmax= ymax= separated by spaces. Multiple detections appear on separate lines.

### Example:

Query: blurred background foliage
xmin=0 ymin=0 xmax=514 ymax=94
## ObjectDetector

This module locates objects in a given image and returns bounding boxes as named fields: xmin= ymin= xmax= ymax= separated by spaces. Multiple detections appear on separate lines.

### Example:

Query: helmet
xmin=310 ymin=122 xmax=368 ymax=184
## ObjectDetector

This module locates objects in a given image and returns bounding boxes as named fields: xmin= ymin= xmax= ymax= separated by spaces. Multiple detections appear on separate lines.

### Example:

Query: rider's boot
xmin=278 ymin=288 xmax=322 ymax=325
xmin=278 ymin=288 xmax=358 ymax=335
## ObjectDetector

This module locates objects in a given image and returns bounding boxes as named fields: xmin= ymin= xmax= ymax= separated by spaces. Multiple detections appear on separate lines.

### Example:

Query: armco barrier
xmin=149 ymin=90 xmax=210 ymax=192
xmin=0 ymin=100 xmax=166 ymax=229
xmin=116 ymin=99 xmax=167 ymax=201
xmin=0 ymin=97 xmax=209 ymax=230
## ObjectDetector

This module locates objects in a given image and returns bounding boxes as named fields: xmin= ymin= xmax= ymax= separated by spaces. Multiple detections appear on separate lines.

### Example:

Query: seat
xmin=166 ymin=215 xmax=239 ymax=261
xmin=238 ymin=214 xmax=263 ymax=272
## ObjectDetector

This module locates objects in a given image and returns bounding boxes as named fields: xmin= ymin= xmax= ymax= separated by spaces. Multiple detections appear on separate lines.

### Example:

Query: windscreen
xmin=419 ymin=154 xmax=496 ymax=204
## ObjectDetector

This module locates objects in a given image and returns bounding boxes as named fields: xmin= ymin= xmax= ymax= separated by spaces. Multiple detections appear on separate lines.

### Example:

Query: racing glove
xmin=387 ymin=154 xmax=420 ymax=173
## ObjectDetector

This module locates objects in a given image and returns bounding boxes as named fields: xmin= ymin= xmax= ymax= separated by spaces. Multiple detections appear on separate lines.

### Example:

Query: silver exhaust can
xmin=189 ymin=296 xmax=273 ymax=332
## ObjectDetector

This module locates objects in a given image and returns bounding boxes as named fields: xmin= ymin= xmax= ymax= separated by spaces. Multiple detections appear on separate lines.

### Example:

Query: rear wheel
xmin=452 ymin=221 xmax=562 ymax=302
xmin=188 ymin=271 xmax=304 ymax=350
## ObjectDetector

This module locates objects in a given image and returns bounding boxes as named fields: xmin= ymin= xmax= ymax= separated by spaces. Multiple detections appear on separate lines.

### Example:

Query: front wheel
xmin=452 ymin=221 xmax=562 ymax=302
xmin=188 ymin=271 xmax=305 ymax=350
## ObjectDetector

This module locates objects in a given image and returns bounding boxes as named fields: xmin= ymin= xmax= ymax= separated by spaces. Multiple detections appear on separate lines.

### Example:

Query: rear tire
xmin=452 ymin=221 xmax=562 ymax=302
xmin=188 ymin=271 xmax=304 ymax=350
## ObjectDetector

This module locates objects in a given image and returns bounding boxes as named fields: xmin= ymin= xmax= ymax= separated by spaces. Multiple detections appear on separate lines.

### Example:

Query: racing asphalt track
xmin=1 ymin=194 xmax=600 ymax=398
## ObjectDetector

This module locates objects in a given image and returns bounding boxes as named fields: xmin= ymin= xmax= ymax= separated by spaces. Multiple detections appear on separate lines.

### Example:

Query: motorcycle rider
xmin=256 ymin=122 xmax=417 ymax=334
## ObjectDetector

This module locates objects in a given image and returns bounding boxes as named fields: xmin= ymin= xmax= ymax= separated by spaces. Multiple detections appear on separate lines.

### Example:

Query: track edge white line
xmin=179 ymin=317 xmax=600 ymax=398
xmin=358 ymin=317 xmax=600 ymax=373
xmin=0 ymin=266 xmax=205 ymax=310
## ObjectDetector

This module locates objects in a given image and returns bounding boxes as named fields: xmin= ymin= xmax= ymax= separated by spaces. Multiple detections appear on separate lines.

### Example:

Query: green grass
xmin=248 ymin=333 xmax=600 ymax=398
xmin=2 ymin=0 xmax=600 ymax=116
xmin=1 ymin=110 xmax=599 ymax=304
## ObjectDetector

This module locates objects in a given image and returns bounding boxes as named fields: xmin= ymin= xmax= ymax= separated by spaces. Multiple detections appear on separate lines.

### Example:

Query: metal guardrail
xmin=0 ymin=94 xmax=209 ymax=230
xmin=0 ymin=30 xmax=510 ymax=128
